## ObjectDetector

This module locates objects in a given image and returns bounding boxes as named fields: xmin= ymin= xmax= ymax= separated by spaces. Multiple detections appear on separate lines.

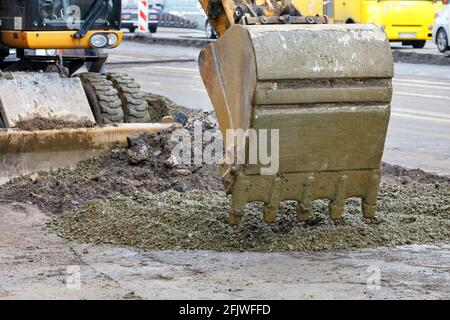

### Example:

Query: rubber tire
xmin=149 ymin=25 xmax=157 ymax=33
xmin=129 ymin=27 xmax=136 ymax=33
xmin=412 ymin=40 xmax=426 ymax=49
xmin=78 ymin=73 xmax=124 ymax=124
xmin=106 ymin=73 xmax=151 ymax=123
xmin=436 ymin=28 xmax=449 ymax=53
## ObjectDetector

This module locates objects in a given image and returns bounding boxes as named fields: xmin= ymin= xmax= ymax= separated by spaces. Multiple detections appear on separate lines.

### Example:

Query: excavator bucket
xmin=198 ymin=24 xmax=393 ymax=224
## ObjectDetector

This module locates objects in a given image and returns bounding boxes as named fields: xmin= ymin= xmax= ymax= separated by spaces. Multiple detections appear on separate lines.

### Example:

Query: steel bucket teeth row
xmin=229 ymin=199 xmax=378 ymax=224
xmin=227 ymin=171 xmax=381 ymax=224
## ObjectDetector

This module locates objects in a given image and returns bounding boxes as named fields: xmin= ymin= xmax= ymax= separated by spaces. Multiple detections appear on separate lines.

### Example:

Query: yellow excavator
xmin=0 ymin=0 xmax=394 ymax=224
xmin=0 ymin=0 xmax=150 ymax=126
xmin=0 ymin=0 xmax=169 ymax=182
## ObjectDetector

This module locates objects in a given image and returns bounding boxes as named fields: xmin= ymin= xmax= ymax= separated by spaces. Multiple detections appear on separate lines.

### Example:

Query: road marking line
xmin=394 ymin=108 xmax=450 ymax=120
xmin=394 ymin=78 xmax=450 ymax=86
xmin=395 ymin=91 xmax=450 ymax=101
xmin=393 ymin=82 xmax=450 ymax=91
xmin=391 ymin=111 xmax=450 ymax=123
xmin=141 ymin=82 xmax=162 ymax=86
xmin=123 ymin=67 xmax=201 ymax=78
xmin=388 ymin=127 xmax=450 ymax=140
xmin=147 ymin=65 xmax=198 ymax=72
xmin=192 ymin=88 xmax=206 ymax=92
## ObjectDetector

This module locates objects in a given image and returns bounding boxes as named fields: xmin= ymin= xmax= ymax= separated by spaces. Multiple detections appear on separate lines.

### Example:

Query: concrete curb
xmin=123 ymin=34 xmax=212 ymax=48
xmin=392 ymin=50 xmax=450 ymax=66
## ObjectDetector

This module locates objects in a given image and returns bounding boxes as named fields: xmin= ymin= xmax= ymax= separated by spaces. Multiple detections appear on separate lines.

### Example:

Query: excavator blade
xmin=0 ymin=72 xmax=95 ymax=127
xmin=0 ymin=123 xmax=171 ymax=183
xmin=198 ymin=24 xmax=394 ymax=224
xmin=0 ymin=72 xmax=171 ymax=183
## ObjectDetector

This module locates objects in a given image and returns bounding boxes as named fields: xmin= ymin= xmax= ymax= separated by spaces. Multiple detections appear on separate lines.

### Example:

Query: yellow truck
xmin=323 ymin=0 xmax=444 ymax=48
xmin=293 ymin=0 xmax=325 ymax=15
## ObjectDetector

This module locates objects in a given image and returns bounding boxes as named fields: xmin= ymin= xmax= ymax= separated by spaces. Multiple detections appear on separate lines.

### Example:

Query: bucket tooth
xmin=263 ymin=177 xmax=281 ymax=223
xmin=362 ymin=203 xmax=377 ymax=219
xmin=199 ymin=24 xmax=393 ymax=224
xmin=228 ymin=179 xmax=249 ymax=224
xmin=263 ymin=205 xmax=278 ymax=224
xmin=362 ymin=172 xmax=381 ymax=219
xmin=329 ymin=175 xmax=348 ymax=220
xmin=296 ymin=202 xmax=311 ymax=222
xmin=329 ymin=204 xmax=344 ymax=220
xmin=229 ymin=208 xmax=244 ymax=225
xmin=297 ymin=175 xmax=315 ymax=221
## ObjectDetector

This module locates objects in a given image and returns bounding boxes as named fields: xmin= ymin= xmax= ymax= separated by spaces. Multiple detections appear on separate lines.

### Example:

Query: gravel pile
xmin=11 ymin=93 xmax=201 ymax=131
xmin=0 ymin=115 xmax=222 ymax=213
xmin=15 ymin=117 xmax=95 ymax=131
xmin=50 ymin=179 xmax=450 ymax=251
xmin=1 ymin=106 xmax=449 ymax=252
xmin=145 ymin=93 xmax=203 ymax=121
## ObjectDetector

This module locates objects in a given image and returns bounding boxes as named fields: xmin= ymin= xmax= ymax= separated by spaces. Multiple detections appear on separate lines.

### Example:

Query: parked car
xmin=121 ymin=4 xmax=159 ymax=33
xmin=160 ymin=0 xmax=205 ymax=29
xmin=159 ymin=12 xmax=198 ymax=29
xmin=433 ymin=5 xmax=450 ymax=53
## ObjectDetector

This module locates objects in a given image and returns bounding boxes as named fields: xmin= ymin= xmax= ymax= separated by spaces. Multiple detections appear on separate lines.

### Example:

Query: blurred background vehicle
xmin=121 ymin=0 xmax=160 ymax=33
xmin=159 ymin=0 xmax=204 ymax=29
xmin=433 ymin=4 xmax=450 ymax=52
xmin=158 ymin=11 xmax=198 ymax=29
xmin=324 ymin=0 xmax=445 ymax=49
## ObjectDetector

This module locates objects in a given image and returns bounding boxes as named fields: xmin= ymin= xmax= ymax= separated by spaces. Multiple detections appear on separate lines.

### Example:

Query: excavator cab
xmin=0 ymin=0 xmax=152 ymax=128
xmin=0 ymin=0 xmax=158 ymax=180
xmin=0 ymin=0 xmax=122 ymax=72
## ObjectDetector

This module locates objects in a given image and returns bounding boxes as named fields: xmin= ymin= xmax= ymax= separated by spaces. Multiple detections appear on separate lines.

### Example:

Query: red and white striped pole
xmin=138 ymin=0 xmax=149 ymax=33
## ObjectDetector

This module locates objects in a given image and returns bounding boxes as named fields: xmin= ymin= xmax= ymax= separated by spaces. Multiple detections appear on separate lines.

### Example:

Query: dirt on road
xmin=14 ymin=117 xmax=96 ymax=131
xmin=1 ymin=100 xmax=450 ymax=299
xmin=1 ymin=112 xmax=449 ymax=253
xmin=11 ymin=93 xmax=199 ymax=131
xmin=2 ymin=204 xmax=449 ymax=299
xmin=392 ymin=50 xmax=450 ymax=66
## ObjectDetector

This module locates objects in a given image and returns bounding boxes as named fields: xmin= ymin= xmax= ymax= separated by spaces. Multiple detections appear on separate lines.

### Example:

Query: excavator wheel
xmin=106 ymin=73 xmax=151 ymax=123
xmin=78 ymin=73 xmax=124 ymax=125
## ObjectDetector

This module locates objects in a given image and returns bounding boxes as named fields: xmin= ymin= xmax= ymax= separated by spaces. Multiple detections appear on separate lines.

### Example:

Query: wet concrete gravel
xmin=49 ymin=178 xmax=450 ymax=252
xmin=1 ymin=112 xmax=449 ymax=252
xmin=15 ymin=117 xmax=95 ymax=131
xmin=0 ymin=126 xmax=222 ymax=214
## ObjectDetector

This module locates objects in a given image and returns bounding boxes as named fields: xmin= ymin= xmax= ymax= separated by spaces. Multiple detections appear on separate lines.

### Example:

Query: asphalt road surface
xmin=1 ymin=205 xmax=449 ymax=299
xmin=2 ymin=35 xmax=450 ymax=300
xmin=107 ymin=41 xmax=450 ymax=176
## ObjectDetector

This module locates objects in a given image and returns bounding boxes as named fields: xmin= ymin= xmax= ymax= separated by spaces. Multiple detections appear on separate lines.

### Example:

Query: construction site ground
xmin=1 ymin=204 xmax=449 ymax=299
xmin=0 ymin=39 xmax=449 ymax=299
